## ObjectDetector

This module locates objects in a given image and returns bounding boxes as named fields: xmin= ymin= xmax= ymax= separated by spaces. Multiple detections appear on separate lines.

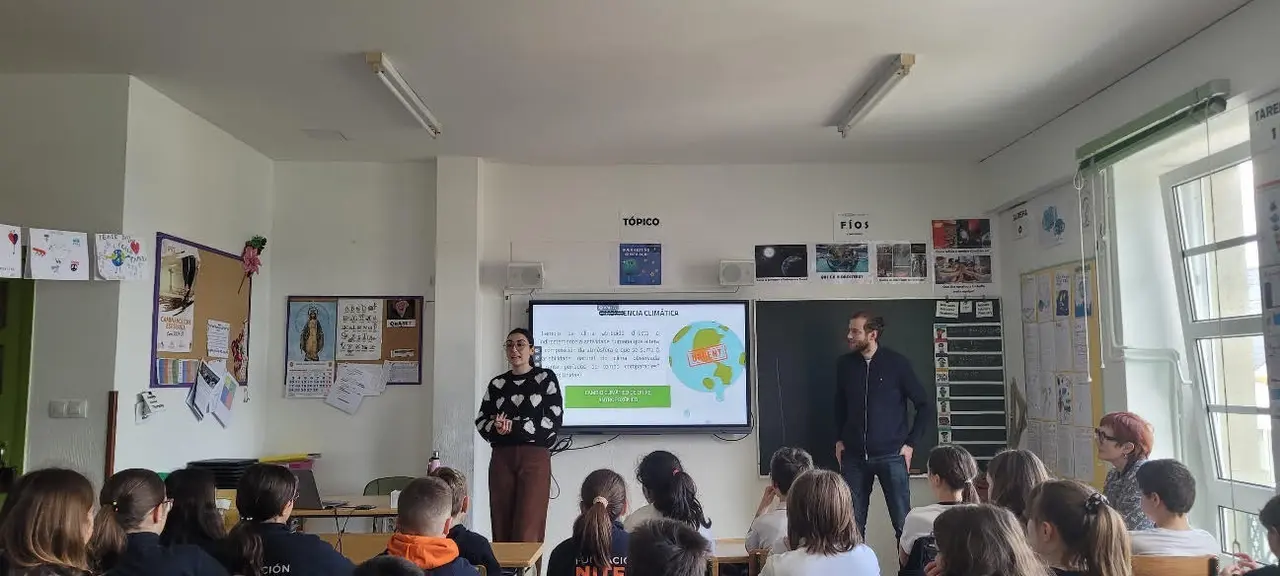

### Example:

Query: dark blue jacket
xmin=105 ymin=533 xmax=226 ymax=576
xmin=834 ymin=346 xmax=932 ymax=458
xmin=225 ymin=523 xmax=353 ymax=576
xmin=546 ymin=521 xmax=629 ymax=576
xmin=448 ymin=524 xmax=500 ymax=576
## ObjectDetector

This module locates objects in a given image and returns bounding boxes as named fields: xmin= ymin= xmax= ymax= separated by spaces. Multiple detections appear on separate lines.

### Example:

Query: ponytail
xmin=1028 ymin=481 xmax=1133 ymax=576
xmin=926 ymin=445 xmax=980 ymax=504
xmin=1080 ymin=493 xmax=1132 ymax=576
xmin=225 ymin=520 xmax=266 ymax=576
xmin=636 ymin=451 xmax=710 ymax=530
xmin=89 ymin=469 xmax=166 ymax=572
xmin=574 ymin=469 xmax=627 ymax=573
xmin=225 ymin=464 xmax=298 ymax=576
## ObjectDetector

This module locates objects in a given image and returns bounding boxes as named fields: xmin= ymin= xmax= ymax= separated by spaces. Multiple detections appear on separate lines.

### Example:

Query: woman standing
xmin=476 ymin=328 xmax=564 ymax=542
xmin=1097 ymin=411 xmax=1156 ymax=531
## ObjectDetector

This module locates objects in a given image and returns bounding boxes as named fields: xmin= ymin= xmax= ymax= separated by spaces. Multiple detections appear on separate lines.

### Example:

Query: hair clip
xmin=672 ymin=468 xmax=681 ymax=475
xmin=1083 ymin=492 xmax=1109 ymax=513
xmin=592 ymin=496 xmax=609 ymax=507
xmin=110 ymin=500 xmax=119 ymax=510
xmin=240 ymin=515 xmax=255 ymax=522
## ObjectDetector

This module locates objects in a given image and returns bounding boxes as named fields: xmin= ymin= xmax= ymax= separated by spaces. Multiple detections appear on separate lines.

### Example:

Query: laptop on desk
xmin=292 ymin=469 xmax=348 ymax=510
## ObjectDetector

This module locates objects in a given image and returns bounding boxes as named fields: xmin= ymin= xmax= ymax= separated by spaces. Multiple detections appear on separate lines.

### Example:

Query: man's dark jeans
xmin=841 ymin=452 xmax=911 ymax=541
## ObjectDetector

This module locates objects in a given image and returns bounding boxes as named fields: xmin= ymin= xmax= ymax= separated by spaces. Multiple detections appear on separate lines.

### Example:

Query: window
xmin=1163 ymin=147 xmax=1274 ymax=488
xmin=1220 ymin=507 xmax=1276 ymax=564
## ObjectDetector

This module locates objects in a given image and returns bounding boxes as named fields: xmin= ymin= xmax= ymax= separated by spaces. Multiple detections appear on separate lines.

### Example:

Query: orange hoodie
xmin=388 ymin=532 xmax=462 ymax=570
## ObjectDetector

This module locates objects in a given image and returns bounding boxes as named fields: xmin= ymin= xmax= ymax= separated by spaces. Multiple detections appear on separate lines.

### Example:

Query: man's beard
xmin=849 ymin=339 xmax=867 ymax=352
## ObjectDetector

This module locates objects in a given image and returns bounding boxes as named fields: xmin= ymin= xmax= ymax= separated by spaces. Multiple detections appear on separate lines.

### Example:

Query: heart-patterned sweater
xmin=475 ymin=367 xmax=564 ymax=447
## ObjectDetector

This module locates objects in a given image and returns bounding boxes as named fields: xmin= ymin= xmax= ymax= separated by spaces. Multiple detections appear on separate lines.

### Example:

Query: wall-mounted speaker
xmin=506 ymin=262 xmax=544 ymax=290
xmin=718 ymin=260 xmax=755 ymax=286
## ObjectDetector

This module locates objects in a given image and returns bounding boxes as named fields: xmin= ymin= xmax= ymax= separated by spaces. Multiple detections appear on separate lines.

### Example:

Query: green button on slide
xmin=564 ymin=386 xmax=671 ymax=408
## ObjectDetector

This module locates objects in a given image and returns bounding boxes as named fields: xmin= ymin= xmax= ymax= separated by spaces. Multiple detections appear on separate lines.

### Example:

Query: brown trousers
xmin=489 ymin=444 xmax=552 ymax=542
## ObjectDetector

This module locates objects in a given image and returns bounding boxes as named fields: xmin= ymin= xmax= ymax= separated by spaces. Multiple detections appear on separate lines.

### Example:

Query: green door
xmin=0 ymin=278 xmax=34 ymax=491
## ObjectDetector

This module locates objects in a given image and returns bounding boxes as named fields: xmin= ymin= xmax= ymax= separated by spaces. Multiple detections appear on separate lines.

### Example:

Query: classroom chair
xmin=1131 ymin=555 xmax=1218 ymax=576
xmin=747 ymin=549 xmax=769 ymax=576
xmin=364 ymin=475 xmax=413 ymax=531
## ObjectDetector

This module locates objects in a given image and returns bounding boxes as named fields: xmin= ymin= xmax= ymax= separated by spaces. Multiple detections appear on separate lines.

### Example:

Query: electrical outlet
xmin=66 ymin=399 xmax=88 ymax=419
xmin=47 ymin=400 xmax=67 ymax=419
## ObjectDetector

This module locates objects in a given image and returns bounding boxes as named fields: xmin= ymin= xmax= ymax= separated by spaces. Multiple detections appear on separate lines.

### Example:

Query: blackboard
xmin=755 ymin=299 xmax=1006 ymax=475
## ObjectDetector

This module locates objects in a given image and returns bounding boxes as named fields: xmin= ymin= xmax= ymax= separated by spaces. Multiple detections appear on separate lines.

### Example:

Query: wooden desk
xmin=711 ymin=538 xmax=749 ymax=576
xmin=493 ymin=542 xmax=545 ymax=576
xmin=317 ymin=533 xmax=389 ymax=563
xmin=217 ymin=492 xmax=397 ymax=531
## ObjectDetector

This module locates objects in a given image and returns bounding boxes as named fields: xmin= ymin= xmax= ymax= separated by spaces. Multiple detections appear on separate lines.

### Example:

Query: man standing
xmin=835 ymin=312 xmax=933 ymax=541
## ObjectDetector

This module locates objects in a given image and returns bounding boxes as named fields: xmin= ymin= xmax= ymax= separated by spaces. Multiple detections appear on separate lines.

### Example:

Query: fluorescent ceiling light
xmin=836 ymin=53 xmax=915 ymax=138
xmin=365 ymin=52 xmax=442 ymax=138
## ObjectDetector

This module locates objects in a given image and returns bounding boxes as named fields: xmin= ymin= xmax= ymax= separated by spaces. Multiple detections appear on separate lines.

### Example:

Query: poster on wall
xmin=155 ymin=238 xmax=199 ymax=352
xmin=754 ymin=244 xmax=808 ymax=282
xmin=1011 ymin=205 xmax=1030 ymax=241
xmin=336 ymin=299 xmax=383 ymax=361
xmin=812 ymin=243 xmax=870 ymax=283
xmin=619 ymin=243 xmax=662 ymax=286
xmin=0 ymin=224 xmax=20 ymax=279
xmin=1039 ymin=193 xmax=1069 ymax=247
xmin=94 ymin=233 xmax=149 ymax=281
xmin=931 ymin=219 xmax=994 ymax=297
xmin=874 ymin=242 xmax=928 ymax=283
xmin=833 ymin=212 xmax=872 ymax=239
xmin=27 ymin=228 xmax=90 ymax=281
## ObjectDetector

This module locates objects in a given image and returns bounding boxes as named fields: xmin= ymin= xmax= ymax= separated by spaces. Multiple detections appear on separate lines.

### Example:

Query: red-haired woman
xmin=1097 ymin=411 xmax=1156 ymax=530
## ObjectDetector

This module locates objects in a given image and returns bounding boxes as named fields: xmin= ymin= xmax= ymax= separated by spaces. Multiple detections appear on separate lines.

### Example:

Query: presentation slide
xmin=530 ymin=301 xmax=751 ymax=431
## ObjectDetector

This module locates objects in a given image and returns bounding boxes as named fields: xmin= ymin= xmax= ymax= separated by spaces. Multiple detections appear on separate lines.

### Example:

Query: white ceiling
xmin=0 ymin=1 xmax=1252 ymax=164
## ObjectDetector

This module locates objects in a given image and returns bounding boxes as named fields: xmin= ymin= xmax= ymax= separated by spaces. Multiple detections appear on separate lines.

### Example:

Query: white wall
xmin=0 ymin=74 xmax=129 ymax=484
xmin=981 ymin=0 xmax=1280 ymax=209
xmin=111 ymin=78 xmax=276 ymax=472
xmin=265 ymin=161 xmax=436 ymax=496
xmin=477 ymin=162 xmax=988 ymax=574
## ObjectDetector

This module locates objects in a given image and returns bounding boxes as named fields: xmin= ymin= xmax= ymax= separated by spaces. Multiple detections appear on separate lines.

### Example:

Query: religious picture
xmin=287 ymin=301 xmax=337 ymax=362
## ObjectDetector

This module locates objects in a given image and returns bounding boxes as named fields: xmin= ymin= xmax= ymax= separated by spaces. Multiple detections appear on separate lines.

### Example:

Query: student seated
xmin=624 ymin=451 xmax=714 ymax=549
xmin=626 ymin=519 xmax=710 ymax=576
xmin=429 ymin=467 xmax=499 ymax=576
xmin=385 ymin=477 xmax=477 ymax=575
xmin=548 ymin=469 xmax=630 ymax=576
xmin=986 ymin=449 xmax=1050 ymax=523
xmin=160 ymin=468 xmax=226 ymax=560
xmin=930 ymin=504 xmax=1048 ymax=576
xmin=89 ymin=468 xmax=226 ymax=576
xmin=760 ymin=470 xmax=879 ymax=576
xmin=1027 ymin=480 xmax=1132 ymax=576
xmin=221 ymin=464 xmax=354 ymax=576
xmin=0 ymin=468 xmax=96 ymax=576
xmin=900 ymin=445 xmax=980 ymax=568
xmin=1129 ymin=459 xmax=1218 ymax=557
xmin=355 ymin=556 xmax=425 ymax=576
xmin=746 ymin=447 xmax=813 ymax=554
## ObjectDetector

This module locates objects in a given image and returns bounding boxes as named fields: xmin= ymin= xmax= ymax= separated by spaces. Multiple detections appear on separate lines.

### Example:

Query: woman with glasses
xmin=1097 ymin=411 xmax=1157 ymax=530
xmin=475 ymin=328 xmax=565 ymax=543
xmin=89 ymin=468 xmax=227 ymax=575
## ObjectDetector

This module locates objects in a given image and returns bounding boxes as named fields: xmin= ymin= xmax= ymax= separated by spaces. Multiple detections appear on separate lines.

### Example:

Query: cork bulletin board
xmin=283 ymin=295 xmax=424 ymax=398
xmin=150 ymin=233 xmax=252 ymax=388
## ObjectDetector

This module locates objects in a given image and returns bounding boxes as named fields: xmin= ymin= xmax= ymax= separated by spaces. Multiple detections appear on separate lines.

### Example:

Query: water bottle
xmin=427 ymin=451 xmax=442 ymax=473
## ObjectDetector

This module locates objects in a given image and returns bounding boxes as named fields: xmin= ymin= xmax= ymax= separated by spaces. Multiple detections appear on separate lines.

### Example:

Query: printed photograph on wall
xmin=931 ymin=219 xmax=991 ymax=251
xmin=287 ymin=300 xmax=337 ymax=362
xmin=156 ymin=239 xmax=200 ymax=353
xmin=386 ymin=298 xmax=418 ymax=328
xmin=875 ymin=242 xmax=928 ymax=282
xmin=934 ymin=255 xmax=992 ymax=285
xmin=813 ymin=243 xmax=870 ymax=283
xmin=754 ymin=244 xmax=808 ymax=282
xmin=619 ymin=243 xmax=662 ymax=286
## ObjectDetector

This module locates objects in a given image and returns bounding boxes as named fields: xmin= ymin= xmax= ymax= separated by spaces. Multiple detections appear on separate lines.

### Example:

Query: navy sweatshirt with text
xmin=834 ymin=346 xmax=933 ymax=459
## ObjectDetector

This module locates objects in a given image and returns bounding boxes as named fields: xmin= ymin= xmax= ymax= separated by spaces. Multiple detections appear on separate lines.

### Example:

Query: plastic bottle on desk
xmin=427 ymin=451 xmax=441 ymax=473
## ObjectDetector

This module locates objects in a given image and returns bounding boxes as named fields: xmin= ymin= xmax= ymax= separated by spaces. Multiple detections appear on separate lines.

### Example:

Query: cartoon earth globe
xmin=668 ymin=321 xmax=746 ymax=401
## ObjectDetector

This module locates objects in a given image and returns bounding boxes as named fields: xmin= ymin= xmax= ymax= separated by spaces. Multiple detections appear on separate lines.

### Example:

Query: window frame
xmin=1159 ymin=142 xmax=1273 ymax=549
